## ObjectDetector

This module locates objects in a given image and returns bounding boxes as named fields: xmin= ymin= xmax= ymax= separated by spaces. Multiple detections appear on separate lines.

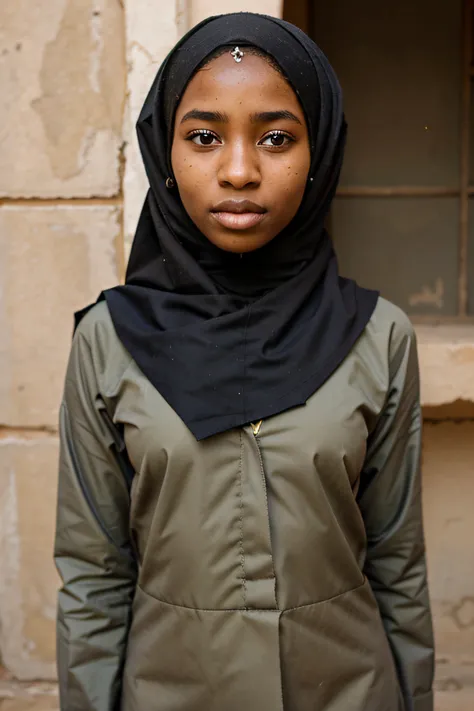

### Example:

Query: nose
xmin=217 ymin=139 xmax=261 ymax=189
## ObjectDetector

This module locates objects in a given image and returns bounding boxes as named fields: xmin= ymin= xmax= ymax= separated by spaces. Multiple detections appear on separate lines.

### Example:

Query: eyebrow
xmin=251 ymin=110 xmax=302 ymax=125
xmin=180 ymin=109 xmax=228 ymax=124
xmin=180 ymin=109 xmax=302 ymax=125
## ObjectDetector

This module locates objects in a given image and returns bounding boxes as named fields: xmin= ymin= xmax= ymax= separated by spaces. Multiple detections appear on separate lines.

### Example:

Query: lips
xmin=210 ymin=199 xmax=267 ymax=231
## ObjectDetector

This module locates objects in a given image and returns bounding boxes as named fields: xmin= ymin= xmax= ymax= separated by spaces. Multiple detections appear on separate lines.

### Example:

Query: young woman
xmin=55 ymin=12 xmax=434 ymax=711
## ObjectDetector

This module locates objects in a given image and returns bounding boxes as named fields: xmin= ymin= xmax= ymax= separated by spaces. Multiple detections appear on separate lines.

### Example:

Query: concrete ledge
xmin=0 ymin=676 xmax=58 ymax=710
xmin=416 ymin=324 xmax=474 ymax=408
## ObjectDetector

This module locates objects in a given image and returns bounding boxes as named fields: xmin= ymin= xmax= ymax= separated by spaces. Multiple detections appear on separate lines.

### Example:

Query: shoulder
xmin=369 ymin=297 xmax=416 ymax=346
xmin=365 ymin=297 xmax=418 ymax=382
xmin=370 ymin=297 xmax=414 ymax=337
xmin=74 ymin=299 xmax=115 ymax=342
xmin=69 ymin=300 xmax=132 ymax=395
xmin=354 ymin=297 xmax=418 ymax=394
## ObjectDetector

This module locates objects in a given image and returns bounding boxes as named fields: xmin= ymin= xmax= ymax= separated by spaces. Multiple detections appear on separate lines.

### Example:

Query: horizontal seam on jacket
xmin=135 ymin=578 xmax=367 ymax=613
xmin=284 ymin=577 xmax=367 ymax=612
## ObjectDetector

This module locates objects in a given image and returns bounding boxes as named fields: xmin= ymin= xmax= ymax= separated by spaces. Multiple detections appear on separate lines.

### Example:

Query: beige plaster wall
xmin=189 ymin=0 xmax=283 ymax=27
xmin=123 ymin=0 xmax=181 ymax=253
xmin=424 ymin=424 xmax=474 ymax=710
xmin=0 ymin=0 xmax=125 ymax=198
xmin=0 ymin=0 xmax=124 ymax=680
xmin=0 ymin=4 xmax=473 ymax=711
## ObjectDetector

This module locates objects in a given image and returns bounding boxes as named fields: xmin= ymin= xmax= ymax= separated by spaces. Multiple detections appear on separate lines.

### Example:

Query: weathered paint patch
xmin=32 ymin=0 xmax=124 ymax=182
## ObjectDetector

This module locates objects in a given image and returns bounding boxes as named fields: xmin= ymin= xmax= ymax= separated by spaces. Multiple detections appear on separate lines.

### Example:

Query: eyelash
xmin=186 ymin=129 xmax=295 ymax=148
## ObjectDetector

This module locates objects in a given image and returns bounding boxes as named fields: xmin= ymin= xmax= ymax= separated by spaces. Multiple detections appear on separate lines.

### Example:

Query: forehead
xmin=176 ymin=53 xmax=301 ymax=113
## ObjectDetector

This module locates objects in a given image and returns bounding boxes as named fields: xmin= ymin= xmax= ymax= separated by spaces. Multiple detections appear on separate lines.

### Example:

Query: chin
xmin=207 ymin=232 xmax=274 ymax=254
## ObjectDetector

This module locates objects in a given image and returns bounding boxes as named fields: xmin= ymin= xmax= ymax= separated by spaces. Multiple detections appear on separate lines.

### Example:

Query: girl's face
xmin=171 ymin=52 xmax=311 ymax=253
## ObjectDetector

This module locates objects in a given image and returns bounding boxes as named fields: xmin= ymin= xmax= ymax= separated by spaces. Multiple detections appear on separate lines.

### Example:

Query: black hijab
xmin=77 ymin=12 xmax=378 ymax=440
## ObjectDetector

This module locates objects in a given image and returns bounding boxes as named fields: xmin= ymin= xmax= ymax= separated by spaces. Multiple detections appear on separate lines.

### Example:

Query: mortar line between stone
xmin=0 ymin=426 xmax=58 ymax=439
xmin=423 ymin=418 xmax=474 ymax=424
xmin=0 ymin=197 xmax=123 ymax=208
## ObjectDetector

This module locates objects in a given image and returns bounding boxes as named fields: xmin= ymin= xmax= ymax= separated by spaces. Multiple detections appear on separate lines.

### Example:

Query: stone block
xmin=0 ymin=437 xmax=59 ymax=680
xmin=190 ymin=0 xmax=283 ymax=27
xmin=123 ymin=0 xmax=180 ymax=254
xmin=0 ymin=0 xmax=125 ymax=198
xmin=416 ymin=325 xmax=474 ymax=406
xmin=0 ymin=206 xmax=121 ymax=428
xmin=436 ymin=690 xmax=474 ymax=711
xmin=423 ymin=423 xmax=474 ymax=705
xmin=0 ymin=699 xmax=58 ymax=711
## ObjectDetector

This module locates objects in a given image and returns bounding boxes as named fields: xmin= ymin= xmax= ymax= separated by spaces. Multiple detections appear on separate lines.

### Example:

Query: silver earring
xmin=166 ymin=177 xmax=175 ymax=189
xmin=231 ymin=46 xmax=244 ymax=63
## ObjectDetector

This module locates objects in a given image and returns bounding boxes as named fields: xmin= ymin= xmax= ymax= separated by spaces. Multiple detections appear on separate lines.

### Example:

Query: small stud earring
xmin=309 ymin=177 xmax=314 ymax=183
xmin=166 ymin=177 xmax=175 ymax=189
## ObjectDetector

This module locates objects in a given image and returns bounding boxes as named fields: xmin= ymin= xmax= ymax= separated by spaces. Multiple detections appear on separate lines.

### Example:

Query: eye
xmin=259 ymin=131 xmax=294 ymax=148
xmin=187 ymin=130 xmax=221 ymax=147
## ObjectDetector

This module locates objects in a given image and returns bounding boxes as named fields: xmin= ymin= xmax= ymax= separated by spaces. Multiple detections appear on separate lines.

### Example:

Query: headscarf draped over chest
xmin=76 ymin=12 xmax=378 ymax=440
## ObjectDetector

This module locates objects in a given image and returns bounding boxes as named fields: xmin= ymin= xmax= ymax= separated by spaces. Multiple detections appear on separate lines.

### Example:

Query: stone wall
xmin=0 ymin=0 xmax=125 ymax=681
xmin=0 ymin=3 xmax=473 ymax=711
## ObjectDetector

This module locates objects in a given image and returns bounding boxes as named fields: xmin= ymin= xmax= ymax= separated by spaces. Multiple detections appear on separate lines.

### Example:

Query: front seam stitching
xmin=238 ymin=430 xmax=247 ymax=607
xmin=254 ymin=434 xmax=278 ymax=608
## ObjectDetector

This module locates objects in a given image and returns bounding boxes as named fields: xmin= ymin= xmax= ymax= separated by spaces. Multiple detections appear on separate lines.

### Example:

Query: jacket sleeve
xmin=54 ymin=327 xmax=137 ymax=711
xmin=357 ymin=320 xmax=435 ymax=711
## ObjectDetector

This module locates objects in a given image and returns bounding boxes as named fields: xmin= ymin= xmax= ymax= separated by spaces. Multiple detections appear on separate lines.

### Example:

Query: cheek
xmin=171 ymin=146 xmax=212 ymax=213
xmin=265 ymin=152 xmax=310 ymax=217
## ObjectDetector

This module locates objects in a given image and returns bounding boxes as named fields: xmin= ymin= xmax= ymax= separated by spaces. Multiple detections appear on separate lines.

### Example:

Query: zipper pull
xmin=250 ymin=420 xmax=263 ymax=436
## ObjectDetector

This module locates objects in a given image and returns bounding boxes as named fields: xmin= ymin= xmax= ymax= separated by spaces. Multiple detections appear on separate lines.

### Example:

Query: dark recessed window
xmin=308 ymin=0 xmax=473 ymax=320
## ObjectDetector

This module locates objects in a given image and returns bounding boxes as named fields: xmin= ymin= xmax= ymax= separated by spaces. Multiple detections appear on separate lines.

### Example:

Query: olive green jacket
xmin=54 ymin=297 xmax=434 ymax=711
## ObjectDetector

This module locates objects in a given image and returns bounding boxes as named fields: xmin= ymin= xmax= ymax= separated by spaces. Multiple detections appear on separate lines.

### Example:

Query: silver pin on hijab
xmin=231 ymin=46 xmax=244 ymax=63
